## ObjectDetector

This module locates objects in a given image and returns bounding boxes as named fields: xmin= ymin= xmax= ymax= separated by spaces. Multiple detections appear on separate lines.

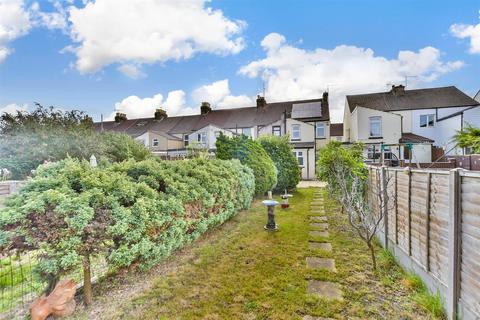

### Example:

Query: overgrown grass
xmin=71 ymin=188 xmax=443 ymax=319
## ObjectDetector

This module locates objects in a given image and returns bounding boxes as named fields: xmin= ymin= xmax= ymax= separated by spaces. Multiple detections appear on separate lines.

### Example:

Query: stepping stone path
xmin=304 ymin=189 xmax=343 ymax=319
xmin=310 ymin=222 xmax=328 ymax=230
xmin=309 ymin=242 xmax=332 ymax=251
xmin=303 ymin=316 xmax=335 ymax=320
xmin=306 ymin=257 xmax=336 ymax=272
xmin=307 ymin=280 xmax=343 ymax=301
xmin=310 ymin=216 xmax=327 ymax=222
xmin=309 ymin=230 xmax=329 ymax=237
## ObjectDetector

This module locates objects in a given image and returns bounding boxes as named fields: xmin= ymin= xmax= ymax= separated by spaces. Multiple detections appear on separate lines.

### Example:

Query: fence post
xmin=425 ymin=172 xmax=431 ymax=272
xmin=381 ymin=165 xmax=388 ymax=248
xmin=406 ymin=167 xmax=412 ymax=256
xmin=447 ymin=168 xmax=461 ymax=320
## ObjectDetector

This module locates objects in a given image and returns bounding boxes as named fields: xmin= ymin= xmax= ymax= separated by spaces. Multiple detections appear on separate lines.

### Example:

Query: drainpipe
xmin=307 ymin=149 xmax=310 ymax=179
xmin=283 ymin=110 xmax=287 ymax=135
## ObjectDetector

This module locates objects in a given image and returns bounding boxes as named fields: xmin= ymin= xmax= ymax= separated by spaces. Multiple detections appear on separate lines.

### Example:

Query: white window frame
xmin=242 ymin=127 xmax=252 ymax=138
xmin=315 ymin=122 xmax=326 ymax=138
xmin=152 ymin=138 xmax=159 ymax=147
xmin=197 ymin=132 xmax=207 ymax=144
xmin=272 ymin=126 xmax=281 ymax=136
xmin=214 ymin=131 xmax=221 ymax=138
xmin=420 ymin=114 xmax=435 ymax=128
xmin=292 ymin=151 xmax=304 ymax=167
xmin=184 ymin=134 xmax=189 ymax=147
xmin=369 ymin=116 xmax=382 ymax=138
xmin=291 ymin=124 xmax=301 ymax=140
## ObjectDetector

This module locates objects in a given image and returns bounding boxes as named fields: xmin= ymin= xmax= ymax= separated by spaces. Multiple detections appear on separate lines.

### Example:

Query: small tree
xmin=317 ymin=141 xmax=393 ymax=270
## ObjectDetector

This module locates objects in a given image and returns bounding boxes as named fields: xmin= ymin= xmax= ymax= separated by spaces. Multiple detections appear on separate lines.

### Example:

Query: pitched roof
xmin=330 ymin=123 xmax=343 ymax=136
xmin=399 ymin=132 xmax=434 ymax=144
xmin=95 ymin=97 xmax=328 ymax=136
xmin=346 ymin=86 xmax=479 ymax=113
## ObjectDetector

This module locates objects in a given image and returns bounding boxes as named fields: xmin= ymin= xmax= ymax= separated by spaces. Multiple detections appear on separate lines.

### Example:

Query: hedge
xmin=257 ymin=135 xmax=301 ymax=192
xmin=216 ymin=134 xmax=277 ymax=195
xmin=0 ymin=157 xmax=254 ymax=299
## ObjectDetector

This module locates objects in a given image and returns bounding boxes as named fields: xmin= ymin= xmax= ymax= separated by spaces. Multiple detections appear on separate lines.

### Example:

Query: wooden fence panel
xmin=386 ymin=171 xmax=397 ymax=242
xmin=410 ymin=172 xmax=429 ymax=269
xmin=460 ymin=176 xmax=480 ymax=317
xmin=428 ymin=173 xmax=450 ymax=285
xmin=396 ymin=170 xmax=410 ymax=254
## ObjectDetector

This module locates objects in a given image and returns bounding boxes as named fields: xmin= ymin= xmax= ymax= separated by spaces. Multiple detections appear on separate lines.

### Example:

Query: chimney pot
xmin=154 ymin=108 xmax=167 ymax=120
xmin=200 ymin=102 xmax=211 ymax=115
xmin=391 ymin=85 xmax=405 ymax=96
xmin=114 ymin=112 xmax=127 ymax=123
xmin=256 ymin=95 xmax=267 ymax=108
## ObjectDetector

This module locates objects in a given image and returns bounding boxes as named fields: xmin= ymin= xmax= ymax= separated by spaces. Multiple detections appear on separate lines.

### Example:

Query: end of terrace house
xmin=342 ymin=85 xmax=480 ymax=165
xmin=94 ymin=94 xmax=333 ymax=180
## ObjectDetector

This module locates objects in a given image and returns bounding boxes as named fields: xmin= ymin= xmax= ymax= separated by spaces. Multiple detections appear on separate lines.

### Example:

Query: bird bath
xmin=262 ymin=200 xmax=279 ymax=231
xmin=280 ymin=191 xmax=293 ymax=209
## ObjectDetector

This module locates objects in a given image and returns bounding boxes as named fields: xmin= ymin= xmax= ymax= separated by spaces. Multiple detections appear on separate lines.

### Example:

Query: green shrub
xmin=0 ymin=157 xmax=254 ymax=302
xmin=258 ymin=135 xmax=300 ymax=192
xmin=216 ymin=134 xmax=277 ymax=194
xmin=100 ymin=132 xmax=151 ymax=162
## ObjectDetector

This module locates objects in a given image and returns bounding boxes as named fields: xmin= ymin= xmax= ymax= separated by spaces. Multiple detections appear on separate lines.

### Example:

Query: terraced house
xmin=95 ymin=94 xmax=332 ymax=179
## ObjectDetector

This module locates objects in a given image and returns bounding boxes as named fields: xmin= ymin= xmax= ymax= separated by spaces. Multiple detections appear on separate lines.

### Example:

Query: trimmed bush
xmin=0 ymin=157 xmax=254 ymax=302
xmin=216 ymin=134 xmax=277 ymax=194
xmin=258 ymin=135 xmax=301 ymax=192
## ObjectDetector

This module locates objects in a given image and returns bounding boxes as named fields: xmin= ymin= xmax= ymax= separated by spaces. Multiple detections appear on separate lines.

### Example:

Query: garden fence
xmin=367 ymin=166 xmax=480 ymax=320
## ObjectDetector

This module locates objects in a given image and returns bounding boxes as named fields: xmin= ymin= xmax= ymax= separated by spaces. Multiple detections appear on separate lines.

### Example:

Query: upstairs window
xmin=369 ymin=116 xmax=382 ymax=137
xmin=197 ymin=132 xmax=207 ymax=144
xmin=420 ymin=114 xmax=435 ymax=128
xmin=272 ymin=126 xmax=281 ymax=136
xmin=291 ymin=124 xmax=301 ymax=140
xmin=214 ymin=131 xmax=221 ymax=138
xmin=315 ymin=122 xmax=326 ymax=138
xmin=152 ymin=138 xmax=159 ymax=147
xmin=184 ymin=134 xmax=189 ymax=147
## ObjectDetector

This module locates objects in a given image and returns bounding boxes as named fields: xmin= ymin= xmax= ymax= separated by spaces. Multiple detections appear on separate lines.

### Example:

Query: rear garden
xmin=70 ymin=188 xmax=440 ymax=319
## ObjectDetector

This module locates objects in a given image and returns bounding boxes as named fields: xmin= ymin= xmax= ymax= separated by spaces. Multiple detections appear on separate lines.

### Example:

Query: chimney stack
xmin=114 ymin=112 xmax=127 ymax=123
xmin=391 ymin=85 xmax=405 ymax=96
xmin=256 ymin=95 xmax=267 ymax=108
xmin=154 ymin=108 xmax=167 ymax=120
xmin=200 ymin=102 xmax=211 ymax=115
xmin=322 ymin=91 xmax=329 ymax=109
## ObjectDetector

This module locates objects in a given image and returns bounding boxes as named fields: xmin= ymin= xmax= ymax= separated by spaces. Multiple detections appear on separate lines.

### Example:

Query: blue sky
xmin=0 ymin=0 xmax=479 ymax=122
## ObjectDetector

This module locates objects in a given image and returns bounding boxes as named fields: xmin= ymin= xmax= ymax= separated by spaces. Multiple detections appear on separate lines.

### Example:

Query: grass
xmin=70 ymin=187 xmax=444 ymax=319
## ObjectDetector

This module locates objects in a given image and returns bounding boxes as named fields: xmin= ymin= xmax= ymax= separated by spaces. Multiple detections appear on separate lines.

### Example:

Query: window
xmin=214 ymin=131 xmax=221 ymax=138
xmin=152 ymin=138 xmax=159 ymax=147
xmin=315 ymin=122 xmax=325 ymax=138
xmin=420 ymin=114 xmax=435 ymax=128
xmin=184 ymin=134 xmax=189 ymax=147
xmin=291 ymin=124 xmax=301 ymax=140
xmin=369 ymin=116 xmax=382 ymax=137
xmin=367 ymin=145 xmax=381 ymax=160
xmin=292 ymin=151 xmax=304 ymax=167
xmin=272 ymin=126 xmax=281 ymax=136
xmin=197 ymin=132 xmax=207 ymax=144
xmin=242 ymin=127 xmax=252 ymax=138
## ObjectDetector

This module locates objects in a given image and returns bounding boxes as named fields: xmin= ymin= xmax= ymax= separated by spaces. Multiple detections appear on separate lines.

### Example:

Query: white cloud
xmin=0 ymin=103 xmax=28 ymax=114
xmin=450 ymin=14 xmax=480 ymax=54
xmin=110 ymin=90 xmax=197 ymax=120
xmin=67 ymin=0 xmax=245 ymax=74
xmin=117 ymin=64 xmax=145 ymax=79
xmin=0 ymin=0 xmax=32 ymax=63
xmin=192 ymin=79 xmax=253 ymax=109
xmin=240 ymin=33 xmax=464 ymax=122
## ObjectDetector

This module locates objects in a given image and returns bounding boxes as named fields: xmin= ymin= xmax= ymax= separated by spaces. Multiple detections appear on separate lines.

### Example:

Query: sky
xmin=0 ymin=0 xmax=480 ymax=122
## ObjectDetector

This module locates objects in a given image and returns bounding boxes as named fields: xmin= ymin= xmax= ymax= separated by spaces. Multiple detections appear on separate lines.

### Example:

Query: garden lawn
xmin=72 ymin=188 xmax=440 ymax=319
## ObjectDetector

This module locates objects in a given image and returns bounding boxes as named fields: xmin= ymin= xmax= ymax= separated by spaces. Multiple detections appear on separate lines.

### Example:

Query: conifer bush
xmin=216 ymin=134 xmax=277 ymax=195
xmin=257 ymin=135 xmax=301 ymax=192
xmin=0 ymin=157 xmax=254 ymax=304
